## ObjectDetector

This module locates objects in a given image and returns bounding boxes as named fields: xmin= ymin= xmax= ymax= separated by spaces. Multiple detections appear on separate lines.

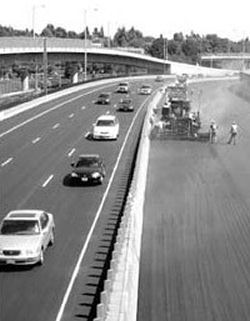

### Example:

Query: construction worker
xmin=209 ymin=120 xmax=217 ymax=143
xmin=228 ymin=121 xmax=238 ymax=145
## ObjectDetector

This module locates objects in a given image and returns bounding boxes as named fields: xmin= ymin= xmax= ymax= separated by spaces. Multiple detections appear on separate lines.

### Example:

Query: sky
xmin=0 ymin=0 xmax=249 ymax=40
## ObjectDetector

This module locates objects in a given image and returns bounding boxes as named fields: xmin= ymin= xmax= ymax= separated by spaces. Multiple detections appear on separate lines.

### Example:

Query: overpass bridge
xmin=0 ymin=37 xmax=170 ymax=76
xmin=201 ymin=52 xmax=250 ymax=70
xmin=0 ymin=37 xmax=237 ymax=97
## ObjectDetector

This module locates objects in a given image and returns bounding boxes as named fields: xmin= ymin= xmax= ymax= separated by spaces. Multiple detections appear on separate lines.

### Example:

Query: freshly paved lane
xmin=137 ymin=79 xmax=250 ymax=321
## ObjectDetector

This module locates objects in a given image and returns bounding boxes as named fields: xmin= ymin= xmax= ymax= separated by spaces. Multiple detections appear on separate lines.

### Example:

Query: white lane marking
xmin=55 ymin=91 xmax=153 ymax=321
xmin=69 ymin=113 xmax=74 ymax=118
xmin=53 ymin=123 xmax=60 ymax=129
xmin=84 ymin=131 xmax=90 ymax=138
xmin=42 ymin=174 xmax=54 ymax=187
xmin=1 ymin=157 xmax=13 ymax=167
xmin=113 ymin=104 xmax=117 ymax=108
xmin=81 ymin=106 xmax=86 ymax=110
xmin=106 ymin=110 xmax=110 ymax=114
xmin=68 ymin=148 xmax=75 ymax=157
xmin=0 ymin=85 xmax=113 ymax=139
xmin=32 ymin=137 xmax=41 ymax=144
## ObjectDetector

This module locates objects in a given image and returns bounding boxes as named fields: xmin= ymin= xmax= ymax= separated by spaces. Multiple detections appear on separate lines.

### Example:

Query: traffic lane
xmin=0 ymin=79 xmax=149 ymax=170
xmin=0 ymin=87 xmax=118 ymax=159
xmin=0 ymin=89 xmax=153 ymax=321
xmin=137 ymin=80 xmax=250 ymax=321
xmin=0 ymin=87 xmax=144 ymax=214
xmin=0 ymin=79 xmax=157 ymax=160
xmin=0 ymin=81 xmax=120 ymax=134
xmin=0 ymin=77 xmax=160 ymax=136
xmin=0 ymin=84 xmax=155 ymax=215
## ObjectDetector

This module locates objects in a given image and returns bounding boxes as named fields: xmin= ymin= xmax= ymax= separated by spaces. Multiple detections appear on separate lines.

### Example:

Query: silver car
xmin=0 ymin=210 xmax=55 ymax=266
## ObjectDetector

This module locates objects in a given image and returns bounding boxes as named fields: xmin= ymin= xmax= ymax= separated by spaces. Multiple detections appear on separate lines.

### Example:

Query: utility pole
xmin=43 ymin=37 xmax=48 ymax=95
xmin=84 ymin=9 xmax=87 ymax=81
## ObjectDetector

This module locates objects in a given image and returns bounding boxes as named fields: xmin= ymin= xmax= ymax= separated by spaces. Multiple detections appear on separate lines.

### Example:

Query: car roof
xmin=4 ymin=210 xmax=45 ymax=220
xmin=97 ymin=114 xmax=116 ymax=121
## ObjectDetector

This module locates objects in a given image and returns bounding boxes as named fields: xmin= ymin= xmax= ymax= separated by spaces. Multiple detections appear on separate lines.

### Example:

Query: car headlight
xmin=71 ymin=172 xmax=78 ymax=177
xmin=92 ymin=172 xmax=101 ymax=179
xmin=26 ymin=249 xmax=35 ymax=255
xmin=0 ymin=249 xmax=3 ymax=255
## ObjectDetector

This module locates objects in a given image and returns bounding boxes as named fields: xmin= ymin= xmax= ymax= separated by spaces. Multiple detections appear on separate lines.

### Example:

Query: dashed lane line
xmin=84 ymin=131 xmax=90 ymax=138
xmin=53 ymin=123 xmax=60 ymax=129
xmin=1 ymin=157 xmax=13 ymax=167
xmin=42 ymin=174 xmax=54 ymax=187
xmin=68 ymin=148 xmax=76 ymax=157
xmin=69 ymin=113 xmax=74 ymax=118
xmin=32 ymin=137 xmax=41 ymax=144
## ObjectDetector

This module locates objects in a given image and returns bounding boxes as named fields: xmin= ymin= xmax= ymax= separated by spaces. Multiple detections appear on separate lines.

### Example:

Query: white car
xmin=116 ymin=82 xmax=129 ymax=93
xmin=0 ymin=210 xmax=55 ymax=266
xmin=93 ymin=115 xmax=120 ymax=140
xmin=138 ymin=84 xmax=152 ymax=95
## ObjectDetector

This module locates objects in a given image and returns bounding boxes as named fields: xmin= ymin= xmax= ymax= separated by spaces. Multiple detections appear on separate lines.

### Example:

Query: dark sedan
xmin=96 ymin=93 xmax=111 ymax=104
xmin=70 ymin=154 xmax=106 ymax=184
xmin=117 ymin=98 xmax=134 ymax=112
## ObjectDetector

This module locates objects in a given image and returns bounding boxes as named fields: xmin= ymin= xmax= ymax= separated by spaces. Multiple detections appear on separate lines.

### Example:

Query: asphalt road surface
xmin=137 ymin=79 xmax=250 ymax=321
xmin=0 ymin=78 xmax=164 ymax=321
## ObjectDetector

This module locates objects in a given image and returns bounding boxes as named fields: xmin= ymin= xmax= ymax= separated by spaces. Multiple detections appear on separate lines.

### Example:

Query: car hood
xmin=0 ymin=235 xmax=41 ymax=249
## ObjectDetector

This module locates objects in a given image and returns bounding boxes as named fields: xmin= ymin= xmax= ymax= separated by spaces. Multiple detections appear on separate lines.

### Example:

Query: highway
xmin=137 ymin=79 xmax=250 ymax=321
xmin=0 ymin=78 xmax=163 ymax=321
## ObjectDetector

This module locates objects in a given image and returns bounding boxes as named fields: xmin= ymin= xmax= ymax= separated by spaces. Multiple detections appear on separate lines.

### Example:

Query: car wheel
xmin=49 ymin=228 xmax=55 ymax=246
xmin=38 ymin=249 xmax=44 ymax=265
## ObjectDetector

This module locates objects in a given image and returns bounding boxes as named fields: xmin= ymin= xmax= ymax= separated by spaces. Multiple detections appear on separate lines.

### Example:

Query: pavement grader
xmin=150 ymin=79 xmax=210 ymax=141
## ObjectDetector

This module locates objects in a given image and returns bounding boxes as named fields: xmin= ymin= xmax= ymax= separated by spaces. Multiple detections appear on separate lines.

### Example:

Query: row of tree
xmin=0 ymin=24 xmax=249 ymax=64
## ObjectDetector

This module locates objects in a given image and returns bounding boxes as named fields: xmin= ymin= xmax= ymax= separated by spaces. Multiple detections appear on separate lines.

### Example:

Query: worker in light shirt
xmin=209 ymin=120 xmax=217 ymax=144
xmin=227 ymin=121 xmax=238 ymax=145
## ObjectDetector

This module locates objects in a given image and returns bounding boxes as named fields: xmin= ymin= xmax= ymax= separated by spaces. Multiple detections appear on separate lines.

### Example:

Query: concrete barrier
xmin=94 ymin=89 xmax=165 ymax=321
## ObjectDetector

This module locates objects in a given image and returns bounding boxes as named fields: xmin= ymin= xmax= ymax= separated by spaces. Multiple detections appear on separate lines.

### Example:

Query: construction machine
xmin=150 ymin=80 xmax=209 ymax=141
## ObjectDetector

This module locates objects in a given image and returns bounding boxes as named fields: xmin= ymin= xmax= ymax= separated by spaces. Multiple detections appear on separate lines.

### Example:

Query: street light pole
xmin=32 ymin=4 xmax=45 ymax=39
xmin=84 ymin=9 xmax=87 ymax=81
xmin=83 ymin=8 xmax=98 ymax=82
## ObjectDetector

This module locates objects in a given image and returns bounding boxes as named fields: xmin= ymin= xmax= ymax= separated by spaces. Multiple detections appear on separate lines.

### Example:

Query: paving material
xmin=137 ymin=79 xmax=250 ymax=321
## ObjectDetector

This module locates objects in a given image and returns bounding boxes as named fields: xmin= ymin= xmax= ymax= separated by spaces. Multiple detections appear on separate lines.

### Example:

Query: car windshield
xmin=76 ymin=158 xmax=99 ymax=168
xmin=96 ymin=120 xmax=115 ymax=126
xmin=0 ymin=220 xmax=40 ymax=235
xmin=142 ymin=85 xmax=151 ymax=89
xmin=99 ymin=94 xmax=109 ymax=98
xmin=120 ymin=100 xmax=131 ymax=105
xmin=119 ymin=83 xmax=128 ymax=87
